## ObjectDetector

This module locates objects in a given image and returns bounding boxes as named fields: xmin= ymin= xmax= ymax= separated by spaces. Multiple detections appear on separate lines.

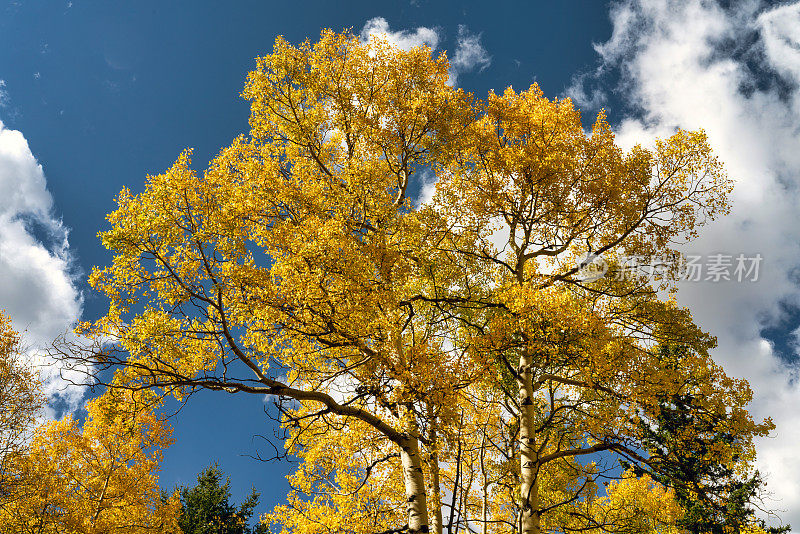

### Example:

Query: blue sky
xmin=2 ymin=0 xmax=800 ymax=527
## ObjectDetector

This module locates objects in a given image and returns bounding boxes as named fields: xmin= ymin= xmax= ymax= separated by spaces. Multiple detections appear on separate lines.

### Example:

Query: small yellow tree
xmin=0 ymin=382 xmax=180 ymax=534
xmin=0 ymin=311 xmax=44 ymax=515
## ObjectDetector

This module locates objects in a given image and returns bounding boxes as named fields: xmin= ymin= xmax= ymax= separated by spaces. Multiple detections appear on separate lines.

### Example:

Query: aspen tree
xmin=69 ymin=29 xmax=777 ymax=534
xmin=0 ymin=383 xmax=180 ymax=533
xmin=432 ymin=86 xmax=770 ymax=534
xmin=0 ymin=312 xmax=43 ymax=515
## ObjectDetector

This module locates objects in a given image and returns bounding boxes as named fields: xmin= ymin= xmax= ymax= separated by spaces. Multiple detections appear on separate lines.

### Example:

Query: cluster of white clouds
xmin=360 ymin=17 xmax=490 ymax=86
xmin=360 ymin=16 xmax=441 ymax=51
xmin=0 ymin=115 xmax=86 ymax=416
xmin=567 ymin=0 xmax=800 ymax=526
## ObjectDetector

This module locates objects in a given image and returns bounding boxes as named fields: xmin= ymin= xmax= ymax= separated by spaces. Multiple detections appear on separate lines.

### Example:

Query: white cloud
xmin=585 ymin=0 xmax=800 ymax=526
xmin=360 ymin=17 xmax=440 ymax=51
xmin=0 ymin=80 xmax=7 ymax=108
xmin=449 ymin=25 xmax=491 ymax=86
xmin=359 ymin=18 xmax=490 ymax=86
xmin=565 ymin=71 xmax=608 ymax=111
xmin=758 ymin=2 xmax=800 ymax=84
xmin=415 ymin=167 xmax=437 ymax=207
xmin=0 ymin=119 xmax=86 ymax=416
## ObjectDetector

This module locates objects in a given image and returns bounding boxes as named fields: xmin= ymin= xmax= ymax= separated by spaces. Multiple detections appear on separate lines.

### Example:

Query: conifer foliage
xmin=178 ymin=463 xmax=264 ymax=534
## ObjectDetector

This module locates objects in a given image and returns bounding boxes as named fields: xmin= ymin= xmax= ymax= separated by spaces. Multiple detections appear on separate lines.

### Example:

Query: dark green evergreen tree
xmin=178 ymin=463 xmax=267 ymax=534
xmin=623 ymin=346 xmax=789 ymax=534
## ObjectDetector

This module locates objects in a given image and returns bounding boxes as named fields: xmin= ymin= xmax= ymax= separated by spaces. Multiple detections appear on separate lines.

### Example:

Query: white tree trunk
xmin=518 ymin=350 xmax=541 ymax=534
xmin=480 ymin=427 xmax=489 ymax=534
xmin=427 ymin=406 xmax=443 ymax=534
xmin=400 ymin=421 xmax=430 ymax=534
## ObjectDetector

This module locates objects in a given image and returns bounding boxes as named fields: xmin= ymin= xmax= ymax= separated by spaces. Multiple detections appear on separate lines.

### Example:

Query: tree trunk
xmin=400 ymin=418 xmax=430 ymax=534
xmin=518 ymin=349 xmax=541 ymax=534
xmin=89 ymin=458 xmax=115 ymax=532
xmin=427 ymin=405 xmax=443 ymax=534
xmin=429 ymin=459 xmax=442 ymax=534
xmin=480 ymin=426 xmax=489 ymax=534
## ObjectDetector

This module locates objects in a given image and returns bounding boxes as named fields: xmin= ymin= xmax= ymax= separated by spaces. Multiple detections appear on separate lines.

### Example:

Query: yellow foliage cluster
xmin=72 ymin=28 xmax=778 ymax=534
xmin=0 ymin=314 xmax=179 ymax=533
xmin=0 ymin=389 xmax=180 ymax=533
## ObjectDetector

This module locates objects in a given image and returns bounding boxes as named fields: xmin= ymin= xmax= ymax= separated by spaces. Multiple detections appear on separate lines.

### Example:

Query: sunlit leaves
xmin=0 ymin=382 xmax=180 ymax=533
xmin=75 ymin=25 xmax=776 ymax=534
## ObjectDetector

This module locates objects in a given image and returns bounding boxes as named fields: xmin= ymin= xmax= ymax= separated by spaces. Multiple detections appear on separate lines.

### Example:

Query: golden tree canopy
xmin=70 ymin=28 xmax=776 ymax=534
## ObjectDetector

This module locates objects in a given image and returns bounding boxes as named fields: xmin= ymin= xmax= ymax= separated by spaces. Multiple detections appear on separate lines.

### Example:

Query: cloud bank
xmin=360 ymin=16 xmax=440 ymax=51
xmin=569 ymin=0 xmax=800 ymax=526
xmin=0 ymin=118 xmax=86 ymax=416
xmin=360 ymin=17 xmax=491 ymax=86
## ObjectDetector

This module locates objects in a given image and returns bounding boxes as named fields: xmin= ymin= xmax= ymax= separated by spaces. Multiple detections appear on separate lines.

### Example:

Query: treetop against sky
xmin=2 ymin=1 xmax=800 ymax=530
